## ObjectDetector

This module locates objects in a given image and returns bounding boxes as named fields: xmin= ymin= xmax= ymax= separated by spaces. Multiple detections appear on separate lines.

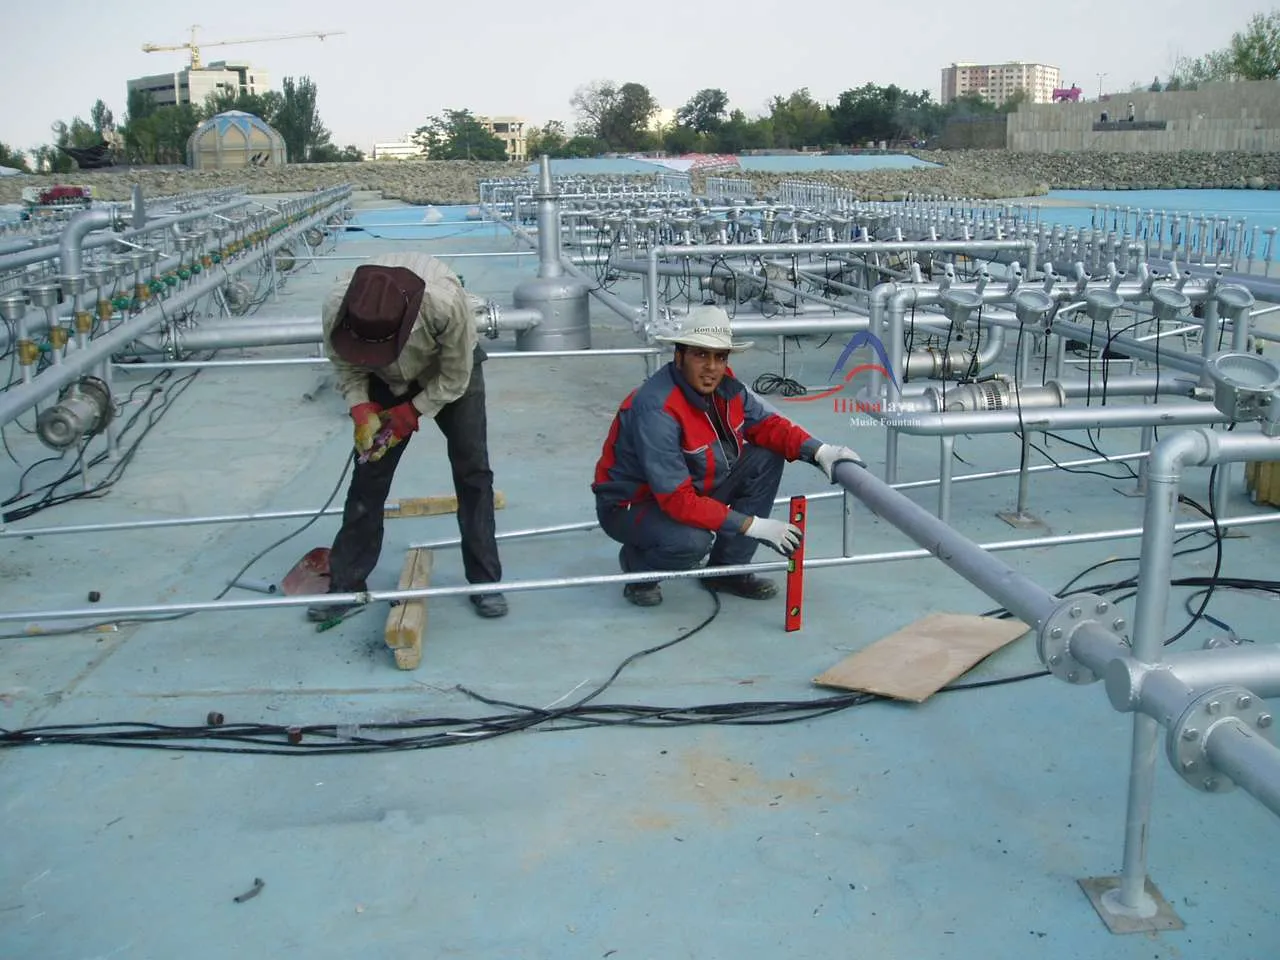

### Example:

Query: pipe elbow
xmin=1148 ymin=429 xmax=1214 ymax=480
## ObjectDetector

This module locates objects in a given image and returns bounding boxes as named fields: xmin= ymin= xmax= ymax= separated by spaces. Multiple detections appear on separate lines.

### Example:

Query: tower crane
xmin=141 ymin=26 xmax=344 ymax=70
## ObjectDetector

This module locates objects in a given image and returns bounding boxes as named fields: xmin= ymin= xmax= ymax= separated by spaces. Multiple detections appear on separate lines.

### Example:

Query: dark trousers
xmin=327 ymin=352 xmax=502 ymax=592
xmin=596 ymin=444 xmax=784 ymax=574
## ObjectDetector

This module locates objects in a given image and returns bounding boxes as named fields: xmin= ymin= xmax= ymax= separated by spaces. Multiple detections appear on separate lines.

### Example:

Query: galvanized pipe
xmin=58 ymin=207 xmax=121 ymax=277
xmin=118 ymin=305 xmax=545 ymax=355
xmin=1205 ymin=718 xmax=1280 ymax=817
xmin=1113 ymin=427 xmax=1280 ymax=913
xmin=7 ymin=508 xmax=1280 ymax=627
xmin=863 ymin=400 xmax=1227 ymax=436
xmin=0 ymin=449 xmax=1146 ymax=541
xmin=110 ymin=346 xmax=665 ymax=371
xmin=0 ymin=191 xmax=350 ymax=427
xmin=493 ymin=207 xmax=644 ymax=328
xmin=0 ymin=197 xmax=252 ymax=274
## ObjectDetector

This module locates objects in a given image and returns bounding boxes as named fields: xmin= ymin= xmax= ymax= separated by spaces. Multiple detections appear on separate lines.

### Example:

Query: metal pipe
xmin=864 ymin=400 xmax=1227 ymax=436
xmin=8 ymin=508 xmax=1280 ymax=626
xmin=826 ymin=459 xmax=1060 ymax=627
xmin=125 ymin=321 xmax=324 ymax=353
xmin=1205 ymin=718 xmax=1280 ymax=818
xmin=2 ymin=449 xmax=1148 ymax=540
xmin=1051 ymin=317 xmax=1207 ymax=377
xmin=118 ymin=304 xmax=546 ymax=355
xmin=534 ymin=157 xmax=564 ymax=279
xmin=58 ymin=207 xmax=120 ymax=277
xmin=651 ymin=239 xmax=1037 ymax=260
xmin=0 ymin=193 xmax=350 ymax=428
xmin=720 ymin=316 xmax=872 ymax=336
xmin=905 ymin=324 xmax=1006 ymax=379
xmin=494 ymin=209 xmax=643 ymax=327
xmin=1113 ymin=427 xmax=1280 ymax=914
xmin=110 ymin=346 xmax=666 ymax=371
xmin=0 ymin=197 xmax=251 ymax=273
xmin=1109 ymin=647 xmax=1280 ymax=707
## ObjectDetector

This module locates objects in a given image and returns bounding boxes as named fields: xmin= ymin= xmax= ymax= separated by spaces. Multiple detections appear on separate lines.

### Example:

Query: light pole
xmin=1096 ymin=72 xmax=1108 ymax=99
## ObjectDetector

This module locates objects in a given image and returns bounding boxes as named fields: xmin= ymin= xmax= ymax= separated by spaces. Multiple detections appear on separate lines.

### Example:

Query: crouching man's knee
xmin=652 ymin=526 xmax=714 ymax=569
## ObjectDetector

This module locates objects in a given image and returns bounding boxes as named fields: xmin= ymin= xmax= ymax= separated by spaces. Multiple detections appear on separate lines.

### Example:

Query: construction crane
xmin=141 ymin=25 xmax=344 ymax=70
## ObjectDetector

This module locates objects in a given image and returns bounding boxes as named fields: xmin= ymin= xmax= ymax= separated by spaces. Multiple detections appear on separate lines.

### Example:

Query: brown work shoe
xmin=701 ymin=574 xmax=778 ymax=600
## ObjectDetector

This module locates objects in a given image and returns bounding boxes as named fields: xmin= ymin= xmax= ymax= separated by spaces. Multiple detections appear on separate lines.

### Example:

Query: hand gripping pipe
xmin=0 ymin=188 xmax=351 ymax=428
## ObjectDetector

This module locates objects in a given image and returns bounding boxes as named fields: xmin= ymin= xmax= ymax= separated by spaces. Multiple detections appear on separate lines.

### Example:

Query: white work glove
xmin=814 ymin=443 xmax=865 ymax=482
xmin=743 ymin=516 xmax=804 ymax=556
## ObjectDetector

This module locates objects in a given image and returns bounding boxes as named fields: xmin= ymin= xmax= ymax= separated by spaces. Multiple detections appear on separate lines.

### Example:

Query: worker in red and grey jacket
xmin=592 ymin=306 xmax=864 ymax=607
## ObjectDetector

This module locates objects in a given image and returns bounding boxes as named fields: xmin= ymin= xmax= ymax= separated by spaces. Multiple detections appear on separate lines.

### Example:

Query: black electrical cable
xmin=0 ymin=438 xmax=356 ymax=640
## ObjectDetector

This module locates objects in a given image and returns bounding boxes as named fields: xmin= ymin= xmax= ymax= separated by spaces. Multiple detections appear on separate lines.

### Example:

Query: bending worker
xmin=592 ymin=306 xmax=863 ymax=607
xmin=307 ymin=252 xmax=507 ymax=622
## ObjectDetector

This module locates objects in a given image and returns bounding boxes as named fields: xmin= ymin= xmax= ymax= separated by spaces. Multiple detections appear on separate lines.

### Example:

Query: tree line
xmin=1 ymin=76 xmax=364 ymax=173
xmin=408 ymin=85 xmax=1021 ymax=163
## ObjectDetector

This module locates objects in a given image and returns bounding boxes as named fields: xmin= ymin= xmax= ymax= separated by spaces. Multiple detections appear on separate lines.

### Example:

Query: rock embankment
xmin=917 ymin=150 xmax=1280 ymax=191
xmin=2 ymin=151 xmax=1279 ymax=206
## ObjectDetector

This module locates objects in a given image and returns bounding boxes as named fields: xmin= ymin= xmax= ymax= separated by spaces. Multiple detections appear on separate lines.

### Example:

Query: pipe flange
xmin=485 ymin=302 xmax=500 ymax=339
xmin=1167 ymin=684 xmax=1272 ymax=793
xmin=1036 ymin=594 xmax=1114 ymax=684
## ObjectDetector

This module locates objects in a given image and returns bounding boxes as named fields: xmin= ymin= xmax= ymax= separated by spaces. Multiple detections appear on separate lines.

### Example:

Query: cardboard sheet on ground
xmin=813 ymin=613 xmax=1029 ymax=703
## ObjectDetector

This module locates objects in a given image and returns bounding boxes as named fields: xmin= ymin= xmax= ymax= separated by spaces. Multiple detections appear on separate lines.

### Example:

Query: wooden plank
xmin=813 ymin=613 xmax=1029 ymax=703
xmin=384 ymin=549 xmax=433 ymax=671
xmin=384 ymin=491 xmax=505 ymax=519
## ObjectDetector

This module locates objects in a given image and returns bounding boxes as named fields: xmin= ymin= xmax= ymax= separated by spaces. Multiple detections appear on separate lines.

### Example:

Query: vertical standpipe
xmin=512 ymin=156 xmax=591 ymax=351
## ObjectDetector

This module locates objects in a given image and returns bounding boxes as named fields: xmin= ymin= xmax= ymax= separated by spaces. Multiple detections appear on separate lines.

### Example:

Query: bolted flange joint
xmin=1168 ymin=684 xmax=1272 ymax=794
xmin=484 ymin=302 xmax=501 ymax=340
xmin=1036 ymin=593 xmax=1115 ymax=684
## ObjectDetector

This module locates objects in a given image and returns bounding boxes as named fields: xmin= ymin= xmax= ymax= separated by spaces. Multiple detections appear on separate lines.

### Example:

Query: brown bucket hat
xmin=330 ymin=264 xmax=425 ymax=367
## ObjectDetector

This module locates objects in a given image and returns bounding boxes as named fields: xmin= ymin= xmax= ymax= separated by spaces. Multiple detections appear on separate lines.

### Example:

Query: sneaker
xmin=701 ymin=574 xmax=778 ymax=600
xmin=623 ymin=582 xmax=663 ymax=607
xmin=470 ymin=592 xmax=509 ymax=618
xmin=305 ymin=600 xmax=363 ymax=623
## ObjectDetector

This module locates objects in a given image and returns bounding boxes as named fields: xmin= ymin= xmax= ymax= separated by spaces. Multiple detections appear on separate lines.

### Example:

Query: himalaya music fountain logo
xmin=782 ymin=331 xmax=902 ymax=415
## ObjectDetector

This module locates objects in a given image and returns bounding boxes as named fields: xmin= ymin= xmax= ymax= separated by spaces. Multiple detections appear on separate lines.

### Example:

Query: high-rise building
xmin=940 ymin=62 xmax=1061 ymax=107
xmin=127 ymin=61 xmax=270 ymax=111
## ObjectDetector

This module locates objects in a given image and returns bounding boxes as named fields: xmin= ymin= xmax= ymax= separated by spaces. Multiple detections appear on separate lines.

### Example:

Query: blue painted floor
xmin=1 ymin=193 xmax=1277 ymax=959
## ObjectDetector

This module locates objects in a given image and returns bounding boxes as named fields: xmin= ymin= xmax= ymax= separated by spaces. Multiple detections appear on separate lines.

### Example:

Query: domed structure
xmin=186 ymin=111 xmax=287 ymax=170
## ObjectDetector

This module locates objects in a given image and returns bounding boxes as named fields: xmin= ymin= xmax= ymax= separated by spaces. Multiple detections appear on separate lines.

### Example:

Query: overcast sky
xmin=5 ymin=0 xmax=1269 ymax=153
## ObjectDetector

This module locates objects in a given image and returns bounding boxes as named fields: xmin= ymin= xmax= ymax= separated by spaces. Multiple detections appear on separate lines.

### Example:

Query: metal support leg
xmin=998 ymin=431 xmax=1044 ymax=528
xmin=1077 ymin=711 xmax=1184 ymax=934
xmin=841 ymin=489 xmax=853 ymax=558
xmin=938 ymin=434 xmax=954 ymax=524
xmin=885 ymin=426 xmax=900 ymax=485
xmin=1119 ymin=406 xmax=1155 ymax=499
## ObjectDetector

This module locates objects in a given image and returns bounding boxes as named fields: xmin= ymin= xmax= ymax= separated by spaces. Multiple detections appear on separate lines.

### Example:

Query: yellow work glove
xmin=350 ymin=402 xmax=384 ymax=455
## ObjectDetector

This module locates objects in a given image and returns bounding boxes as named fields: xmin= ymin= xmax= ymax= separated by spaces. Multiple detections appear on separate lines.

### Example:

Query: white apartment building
xmin=940 ymin=62 xmax=1061 ymax=107
xmin=372 ymin=136 xmax=427 ymax=160
xmin=127 ymin=61 xmax=269 ymax=109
